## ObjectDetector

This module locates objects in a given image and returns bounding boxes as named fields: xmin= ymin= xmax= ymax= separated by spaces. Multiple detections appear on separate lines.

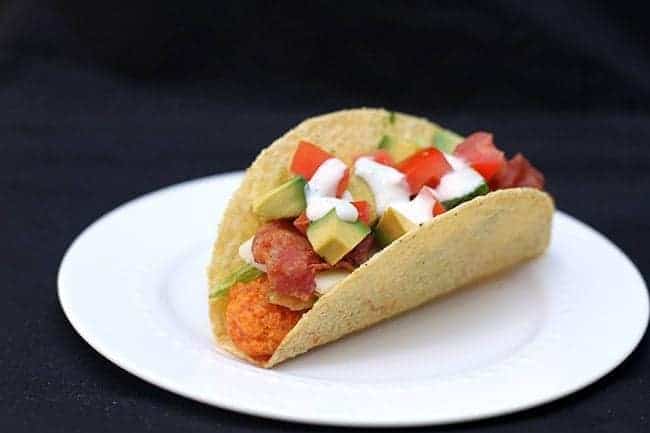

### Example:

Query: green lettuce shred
xmin=209 ymin=264 xmax=264 ymax=300
xmin=377 ymin=134 xmax=393 ymax=148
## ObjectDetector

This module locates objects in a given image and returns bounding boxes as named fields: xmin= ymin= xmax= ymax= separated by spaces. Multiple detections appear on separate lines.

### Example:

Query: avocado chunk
xmin=307 ymin=209 xmax=370 ymax=265
xmin=252 ymin=176 xmax=306 ymax=220
xmin=441 ymin=182 xmax=489 ymax=210
xmin=374 ymin=207 xmax=417 ymax=247
xmin=378 ymin=135 xmax=420 ymax=164
xmin=346 ymin=175 xmax=378 ymax=225
xmin=209 ymin=264 xmax=264 ymax=300
xmin=433 ymin=129 xmax=464 ymax=154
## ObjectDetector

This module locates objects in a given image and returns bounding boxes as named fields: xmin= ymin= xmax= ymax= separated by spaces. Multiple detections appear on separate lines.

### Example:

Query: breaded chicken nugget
xmin=226 ymin=277 xmax=302 ymax=360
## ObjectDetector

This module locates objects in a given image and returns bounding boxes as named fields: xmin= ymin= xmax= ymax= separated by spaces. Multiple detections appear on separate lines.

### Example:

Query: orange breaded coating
xmin=226 ymin=277 xmax=302 ymax=360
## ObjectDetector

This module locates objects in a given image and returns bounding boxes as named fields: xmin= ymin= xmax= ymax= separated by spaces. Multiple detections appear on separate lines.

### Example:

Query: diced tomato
xmin=352 ymin=150 xmax=395 ymax=167
xmin=373 ymin=150 xmax=395 ymax=167
xmin=351 ymin=201 xmax=371 ymax=225
xmin=489 ymin=153 xmax=545 ymax=190
xmin=290 ymin=141 xmax=332 ymax=180
xmin=292 ymin=212 xmax=310 ymax=235
xmin=454 ymin=132 xmax=505 ymax=181
xmin=336 ymin=168 xmax=350 ymax=198
xmin=433 ymin=201 xmax=446 ymax=216
xmin=398 ymin=148 xmax=452 ymax=193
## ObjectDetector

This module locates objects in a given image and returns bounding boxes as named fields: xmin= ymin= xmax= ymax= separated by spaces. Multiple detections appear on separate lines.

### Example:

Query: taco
xmin=207 ymin=108 xmax=553 ymax=367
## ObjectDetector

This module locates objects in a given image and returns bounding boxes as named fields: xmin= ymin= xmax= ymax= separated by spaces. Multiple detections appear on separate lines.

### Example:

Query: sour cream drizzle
xmin=353 ymin=157 xmax=411 ymax=216
xmin=238 ymin=237 xmax=267 ymax=272
xmin=305 ymin=189 xmax=358 ymax=222
xmin=308 ymin=158 xmax=347 ymax=196
xmin=314 ymin=269 xmax=350 ymax=295
xmin=306 ymin=158 xmax=358 ymax=222
xmin=443 ymin=153 xmax=467 ymax=170
xmin=391 ymin=186 xmax=437 ymax=225
xmin=435 ymin=167 xmax=485 ymax=202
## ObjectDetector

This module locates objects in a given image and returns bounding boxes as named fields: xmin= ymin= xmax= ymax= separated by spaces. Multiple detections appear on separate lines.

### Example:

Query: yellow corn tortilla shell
xmin=207 ymin=108 xmax=554 ymax=367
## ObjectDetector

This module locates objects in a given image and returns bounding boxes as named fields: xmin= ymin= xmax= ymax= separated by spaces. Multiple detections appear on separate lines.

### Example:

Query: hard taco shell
xmin=207 ymin=108 xmax=553 ymax=367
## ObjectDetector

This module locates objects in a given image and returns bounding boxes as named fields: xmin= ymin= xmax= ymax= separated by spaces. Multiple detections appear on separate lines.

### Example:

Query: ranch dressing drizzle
xmin=314 ymin=269 xmax=350 ymax=295
xmin=305 ymin=191 xmax=358 ymax=222
xmin=435 ymin=167 xmax=485 ymax=202
xmin=308 ymin=158 xmax=347 ymax=196
xmin=306 ymin=158 xmax=358 ymax=222
xmin=391 ymin=186 xmax=437 ymax=225
xmin=353 ymin=156 xmax=411 ymax=216
xmin=238 ymin=237 xmax=267 ymax=272
xmin=443 ymin=153 xmax=467 ymax=170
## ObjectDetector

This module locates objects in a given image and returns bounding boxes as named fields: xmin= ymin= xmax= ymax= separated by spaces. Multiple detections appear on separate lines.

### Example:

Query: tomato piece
xmin=292 ymin=212 xmax=310 ymax=236
xmin=336 ymin=168 xmax=350 ymax=198
xmin=489 ymin=153 xmax=544 ymax=190
xmin=433 ymin=201 xmax=446 ymax=216
xmin=373 ymin=150 xmax=395 ymax=166
xmin=398 ymin=148 xmax=452 ymax=193
xmin=352 ymin=150 xmax=395 ymax=167
xmin=351 ymin=201 xmax=371 ymax=225
xmin=453 ymin=132 xmax=505 ymax=181
xmin=290 ymin=141 xmax=332 ymax=180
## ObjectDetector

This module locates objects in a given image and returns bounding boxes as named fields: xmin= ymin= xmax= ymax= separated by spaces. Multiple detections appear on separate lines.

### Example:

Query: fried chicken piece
xmin=226 ymin=277 xmax=302 ymax=360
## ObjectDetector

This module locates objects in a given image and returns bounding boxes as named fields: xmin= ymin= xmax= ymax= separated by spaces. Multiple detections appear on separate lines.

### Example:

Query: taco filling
xmin=209 ymin=128 xmax=545 ymax=361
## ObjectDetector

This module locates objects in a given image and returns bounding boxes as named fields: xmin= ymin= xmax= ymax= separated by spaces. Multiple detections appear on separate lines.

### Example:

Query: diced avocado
xmin=307 ymin=209 xmax=370 ymax=265
xmin=252 ymin=176 xmax=306 ymax=220
xmin=346 ymin=175 xmax=378 ymax=225
xmin=433 ymin=129 xmax=464 ymax=154
xmin=209 ymin=264 xmax=264 ymax=300
xmin=441 ymin=182 xmax=489 ymax=210
xmin=374 ymin=207 xmax=416 ymax=247
xmin=378 ymin=135 xmax=419 ymax=164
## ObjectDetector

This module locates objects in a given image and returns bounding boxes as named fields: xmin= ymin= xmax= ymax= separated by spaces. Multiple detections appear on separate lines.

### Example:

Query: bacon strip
xmin=341 ymin=234 xmax=375 ymax=267
xmin=292 ymin=212 xmax=310 ymax=236
xmin=252 ymin=221 xmax=375 ymax=300
xmin=252 ymin=221 xmax=321 ymax=300
xmin=489 ymin=153 xmax=545 ymax=190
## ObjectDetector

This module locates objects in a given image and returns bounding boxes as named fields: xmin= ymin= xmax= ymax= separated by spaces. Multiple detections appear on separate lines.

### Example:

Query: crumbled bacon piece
xmin=341 ymin=235 xmax=375 ymax=267
xmin=252 ymin=221 xmax=321 ymax=300
xmin=293 ymin=212 xmax=310 ymax=236
xmin=252 ymin=221 xmax=375 ymax=300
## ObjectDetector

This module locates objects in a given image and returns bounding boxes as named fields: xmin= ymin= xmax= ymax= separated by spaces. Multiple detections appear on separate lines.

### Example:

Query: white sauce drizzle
xmin=341 ymin=190 xmax=353 ymax=201
xmin=391 ymin=186 xmax=437 ymax=225
xmin=308 ymin=158 xmax=347 ymax=197
xmin=353 ymin=157 xmax=411 ymax=216
xmin=238 ymin=237 xmax=267 ymax=272
xmin=435 ymin=167 xmax=485 ymax=202
xmin=444 ymin=153 xmax=467 ymax=170
xmin=305 ymin=189 xmax=359 ymax=222
xmin=314 ymin=270 xmax=350 ymax=295
xmin=305 ymin=158 xmax=358 ymax=222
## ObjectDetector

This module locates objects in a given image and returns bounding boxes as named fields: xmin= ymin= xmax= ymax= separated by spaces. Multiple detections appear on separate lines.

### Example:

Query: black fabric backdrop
xmin=1 ymin=1 xmax=648 ymax=432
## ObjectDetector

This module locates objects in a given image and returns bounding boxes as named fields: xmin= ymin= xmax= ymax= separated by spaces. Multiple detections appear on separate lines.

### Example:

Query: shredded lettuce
xmin=377 ymin=134 xmax=392 ymax=148
xmin=209 ymin=264 xmax=264 ymax=300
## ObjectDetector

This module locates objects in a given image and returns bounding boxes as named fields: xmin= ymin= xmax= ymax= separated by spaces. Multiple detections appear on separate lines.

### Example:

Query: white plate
xmin=58 ymin=172 xmax=649 ymax=427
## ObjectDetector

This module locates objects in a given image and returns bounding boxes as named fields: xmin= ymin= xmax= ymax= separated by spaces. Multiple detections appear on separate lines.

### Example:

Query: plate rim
xmin=57 ymin=172 xmax=650 ymax=427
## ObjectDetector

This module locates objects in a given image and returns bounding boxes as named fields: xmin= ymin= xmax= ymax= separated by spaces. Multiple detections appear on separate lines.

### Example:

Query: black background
xmin=1 ymin=1 xmax=649 ymax=432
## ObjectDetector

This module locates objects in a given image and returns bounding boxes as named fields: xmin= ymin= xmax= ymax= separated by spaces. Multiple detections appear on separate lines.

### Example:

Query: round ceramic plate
xmin=58 ymin=172 xmax=649 ymax=427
